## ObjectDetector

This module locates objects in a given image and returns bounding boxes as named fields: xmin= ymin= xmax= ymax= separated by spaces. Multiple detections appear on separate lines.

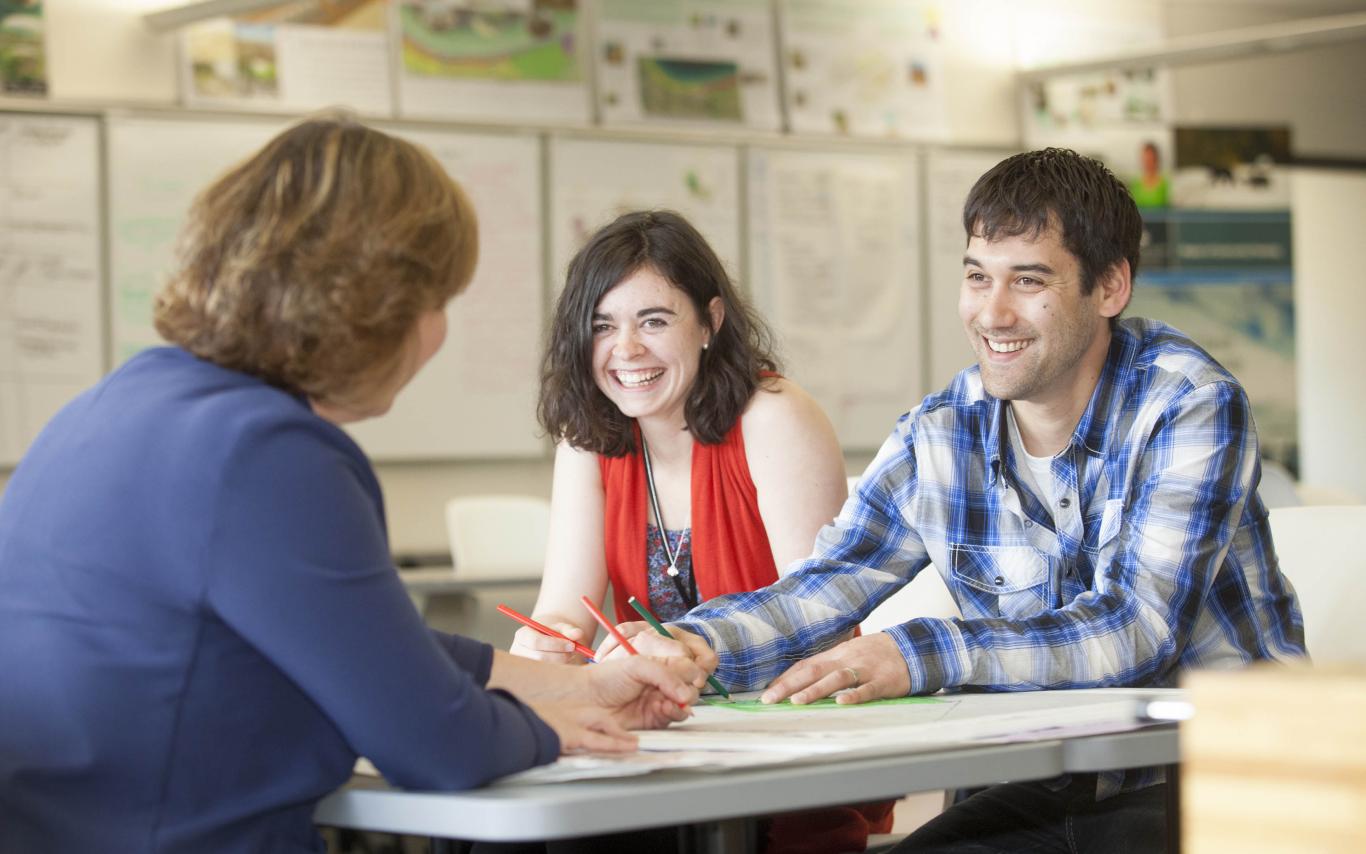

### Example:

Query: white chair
xmin=444 ymin=494 xmax=551 ymax=582
xmin=1268 ymin=505 xmax=1366 ymax=664
xmin=1256 ymin=459 xmax=1301 ymax=509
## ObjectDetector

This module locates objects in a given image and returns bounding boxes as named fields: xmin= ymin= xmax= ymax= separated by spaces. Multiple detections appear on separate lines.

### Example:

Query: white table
xmin=315 ymin=691 xmax=1180 ymax=852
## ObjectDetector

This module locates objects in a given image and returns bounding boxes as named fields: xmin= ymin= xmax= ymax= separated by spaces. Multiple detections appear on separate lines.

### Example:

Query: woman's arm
xmin=742 ymin=377 xmax=848 ymax=573
xmin=510 ymin=441 xmax=610 ymax=662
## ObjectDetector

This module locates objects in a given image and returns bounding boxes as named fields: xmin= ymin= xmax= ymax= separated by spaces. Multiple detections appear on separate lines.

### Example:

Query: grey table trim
xmin=315 ymin=727 xmax=1176 ymax=843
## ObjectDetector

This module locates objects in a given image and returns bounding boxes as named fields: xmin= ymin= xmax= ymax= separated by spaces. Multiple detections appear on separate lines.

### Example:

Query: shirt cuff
xmin=884 ymin=618 xmax=972 ymax=694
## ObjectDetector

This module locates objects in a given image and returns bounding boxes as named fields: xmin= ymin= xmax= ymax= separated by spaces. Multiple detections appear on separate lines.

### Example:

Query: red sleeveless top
xmin=600 ymin=419 xmax=776 ymax=623
xmin=598 ymin=418 xmax=896 ymax=852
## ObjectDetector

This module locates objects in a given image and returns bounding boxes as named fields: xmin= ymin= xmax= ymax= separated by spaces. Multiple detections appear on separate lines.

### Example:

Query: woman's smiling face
xmin=590 ymin=266 xmax=720 ymax=428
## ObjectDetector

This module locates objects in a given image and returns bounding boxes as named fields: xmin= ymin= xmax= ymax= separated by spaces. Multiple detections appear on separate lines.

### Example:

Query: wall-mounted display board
xmin=747 ymin=147 xmax=922 ymax=450
xmin=594 ymin=0 xmax=781 ymax=132
xmin=394 ymin=0 xmax=591 ymax=125
xmin=0 ymin=113 xmax=103 ymax=467
xmin=179 ymin=0 xmax=393 ymax=116
xmin=924 ymin=148 xmax=1007 ymax=393
xmin=548 ymin=136 xmax=741 ymax=286
xmin=106 ymin=114 xmax=286 ymax=367
xmin=345 ymin=126 xmax=544 ymax=460
xmin=777 ymin=0 xmax=949 ymax=140
xmin=104 ymin=114 xmax=544 ymax=461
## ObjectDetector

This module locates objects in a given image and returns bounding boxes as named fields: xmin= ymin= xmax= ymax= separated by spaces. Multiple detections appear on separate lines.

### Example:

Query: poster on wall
xmin=180 ymin=0 xmax=393 ymax=115
xmin=778 ymin=0 xmax=948 ymax=140
xmin=1171 ymin=126 xmax=1292 ymax=210
xmin=1018 ymin=9 xmax=1172 ymax=202
xmin=594 ymin=0 xmax=780 ymax=131
xmin=0 ymin=114 xmax=102 ymax=467
xmin=0 ymin=1 xmax=45 ymax=96
xmin=395 ymin=0 xmax=591 ymax=124
xmin=548 ymin=137 xmax=740 ymax=287
xmin=1130 ymin=206 xmax=1297 ymax=473
xmin=748 ymin=148 xmax=923 ymax=449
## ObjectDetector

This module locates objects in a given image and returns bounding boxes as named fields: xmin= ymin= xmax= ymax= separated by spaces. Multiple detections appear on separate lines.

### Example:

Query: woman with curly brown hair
xmin=510 ymin=210 xmax=894 ymax=854
xmin=0 ymin=116 xmax=701 ymax=854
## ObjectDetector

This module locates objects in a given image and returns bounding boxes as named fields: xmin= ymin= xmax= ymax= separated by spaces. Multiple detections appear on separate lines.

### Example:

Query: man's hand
xmin=597 ymin=622 xmax=719 ymax=676
xmin=760 ymin=632 xmax=910 ymax=705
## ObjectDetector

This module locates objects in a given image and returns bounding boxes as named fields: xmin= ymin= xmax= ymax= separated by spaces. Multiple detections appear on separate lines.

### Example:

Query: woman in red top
xmin=512 ymin=210 xmax=894 ymax=853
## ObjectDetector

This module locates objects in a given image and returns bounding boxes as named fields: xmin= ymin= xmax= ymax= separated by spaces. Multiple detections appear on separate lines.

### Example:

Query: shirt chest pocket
xmin=949 ymin=543 xmax=1051 ymax=620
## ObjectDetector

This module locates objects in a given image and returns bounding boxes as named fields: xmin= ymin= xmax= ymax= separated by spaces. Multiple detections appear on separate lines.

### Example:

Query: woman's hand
xmin=509 ymin=622 xmax=590 ymax=664
xmin=596 ymin=622 xmax=719 ymax=676
xmin=530 ymin=656 xmax=707 ymax=754
xmin=527 ymin=701 xmax=641 ymax=754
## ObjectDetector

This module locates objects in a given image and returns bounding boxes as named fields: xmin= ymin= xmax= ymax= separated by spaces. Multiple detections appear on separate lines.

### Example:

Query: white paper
xmin=747 ymin=147 xmax=922 ymax=449
xmin=549 ymin=137 xmax=741 ymax=286
xmin=0 ymin=115 xmax=104 ymax=466
xmin=595 ymin=0 xmax=780 ymax=131
xmin=779 ymin=0 xmax=949 ymax=140
xmin=395 ymin=0 xmax=591 ymax=124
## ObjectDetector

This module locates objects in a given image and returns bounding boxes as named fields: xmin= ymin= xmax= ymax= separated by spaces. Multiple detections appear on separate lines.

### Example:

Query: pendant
xmin=666 ymin=563 xmax=680 ymax=577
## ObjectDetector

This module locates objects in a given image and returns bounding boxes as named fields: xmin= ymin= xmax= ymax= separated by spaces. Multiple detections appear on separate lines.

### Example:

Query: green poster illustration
xmin=1 ymin=1 xmax=45 ymax=96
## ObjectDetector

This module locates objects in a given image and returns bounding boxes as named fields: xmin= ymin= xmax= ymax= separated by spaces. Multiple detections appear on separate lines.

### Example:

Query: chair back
xmin=444 ymin=494 xmax=550 ymax=582
xmin=1268 ymin=505 xmax=1366 ymax=664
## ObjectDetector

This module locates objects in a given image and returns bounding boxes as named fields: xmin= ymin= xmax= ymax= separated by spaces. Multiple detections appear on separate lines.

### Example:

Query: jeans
xmin=891 ymin=774 xmax=1168 ymax=854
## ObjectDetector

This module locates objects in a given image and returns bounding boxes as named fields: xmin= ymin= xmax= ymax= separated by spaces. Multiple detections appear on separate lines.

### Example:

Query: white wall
xmin=1291 ymin=168 xmax=1366 ymax=500
xmin=1166 ymin=0 xmax=1366 ymax=159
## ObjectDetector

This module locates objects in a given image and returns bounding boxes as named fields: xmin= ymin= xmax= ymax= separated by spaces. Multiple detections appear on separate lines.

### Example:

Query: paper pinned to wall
xmin=747 ymin=147 xmax=923 ymax=450
xmin=548 ymin=137 xmax=741 ymax=286
xmin=395 ymin=0 xmax=591 ymax=125
xmin=345 ymin=127 xmax=545 ymax=459
xmin=105 ymin=114 xmax=544 ymax=461
xmin=179 ymin=0 xmax=393 ymax=115
xmin=778 ymin=0 xmax=949 ymax=140
xmin=924 ymin=149 xmax=1008 ymax=392
xmin=594 ymin=0 xmax=781 ymax=132
xmin=0 ymin=114 xmax=103 ymax=467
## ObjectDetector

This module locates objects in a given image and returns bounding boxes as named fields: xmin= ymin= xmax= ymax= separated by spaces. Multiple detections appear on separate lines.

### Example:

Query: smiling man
xmin=635 ymin=148 xmax=1306 ymax=853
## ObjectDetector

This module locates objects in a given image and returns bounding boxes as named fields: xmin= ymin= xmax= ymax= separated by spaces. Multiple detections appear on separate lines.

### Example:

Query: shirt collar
xmin=1072 ymin=322 xmax=1141 ymax=457
xmin=984 ymin=321 xmax=1140 ymax=485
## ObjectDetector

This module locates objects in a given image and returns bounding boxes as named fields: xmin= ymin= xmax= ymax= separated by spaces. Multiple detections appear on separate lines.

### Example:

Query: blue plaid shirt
xmin=676 ymin=318 xmax=1305 ymax=796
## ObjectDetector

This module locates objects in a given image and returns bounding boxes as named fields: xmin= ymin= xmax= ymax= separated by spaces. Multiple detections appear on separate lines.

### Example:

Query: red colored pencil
xmin=496 ymin=604 xmax=597 ymax=660
xmin=579 ymin=595 xmax=639 ymax=656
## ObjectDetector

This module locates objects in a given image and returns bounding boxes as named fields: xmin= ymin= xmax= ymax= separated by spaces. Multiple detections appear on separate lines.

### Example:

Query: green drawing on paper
xmin=705 ymin=695 xmax=943 ymax=712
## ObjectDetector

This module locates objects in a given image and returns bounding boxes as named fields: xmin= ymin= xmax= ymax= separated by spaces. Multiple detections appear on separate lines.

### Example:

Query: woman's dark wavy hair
xmin=963 ymin=148 xmax=1142 ymax=311
xmin=538 ymin=210 xmax=779 ymax=457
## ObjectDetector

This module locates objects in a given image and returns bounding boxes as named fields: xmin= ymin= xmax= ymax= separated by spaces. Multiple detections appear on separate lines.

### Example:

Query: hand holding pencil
xmin=590 ymin=599 xmax=722 ymax=691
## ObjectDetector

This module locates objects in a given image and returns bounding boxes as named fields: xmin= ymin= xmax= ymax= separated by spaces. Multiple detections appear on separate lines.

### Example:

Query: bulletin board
xmin=0 ymin=112 xmax=104 ymax=467
xmin=747 ymin=146 xmax=923 ymax=450
xmin=103 ymin=113 xmax=545 ymax=461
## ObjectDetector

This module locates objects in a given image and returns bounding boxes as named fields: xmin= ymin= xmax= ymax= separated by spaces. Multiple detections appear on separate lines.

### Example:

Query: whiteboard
xmin=106 ymin=114 xmax=286 ymax=366
xmin=924 ymin=149 xmax=1009 ymax=392
xmin=549 ymin=137 xmax=741 ymax=288
xmin=0 ymin=113 xmax=104 ymax=467
xmin=747 ymin=147 xmax=922 ymax=450
xmin=348 ymin=126 xmax=544 ymax=459
xmin=105 ymin=114 xmax=544 ymax=460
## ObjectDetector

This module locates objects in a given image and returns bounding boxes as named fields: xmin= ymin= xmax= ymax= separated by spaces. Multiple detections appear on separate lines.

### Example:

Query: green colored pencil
xmin=627 ymin=595 xmax=731 ymax=700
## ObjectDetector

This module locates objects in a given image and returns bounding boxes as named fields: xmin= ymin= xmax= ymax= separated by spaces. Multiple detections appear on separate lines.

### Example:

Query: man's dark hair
xmin=962 ymin=147 xmax=1142 ymax=294
xmin=538 ymin=210 xmax=780 ymax=457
